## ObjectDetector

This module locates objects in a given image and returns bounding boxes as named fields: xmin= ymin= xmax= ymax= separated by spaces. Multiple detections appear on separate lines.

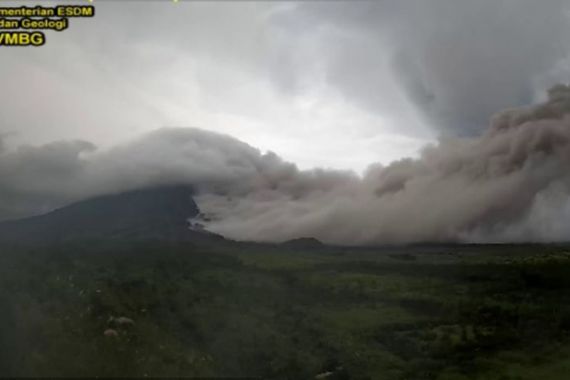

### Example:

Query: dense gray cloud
xmin=2 ymin=86 xmax=570 ymax=244
xmin=5 ymin=1 xmax=570 ymax=170
xmin=0 ymin=127 xmax=356 ymax=222
xmin=271 ymin=0 xmax=570 ymax=135
xmin=200 ymin=86 xmax=570 ymax=244
xmin=3 ymin=1 xmax=570 ymax=244
xmin=0 ymin=1 xmax=433 ymax=171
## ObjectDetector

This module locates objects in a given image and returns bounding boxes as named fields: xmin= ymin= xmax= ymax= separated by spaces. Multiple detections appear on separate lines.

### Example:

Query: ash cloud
xmin=2 ymin=86 xmax=570 ymax=245
xmin=272 ymin=0 xmax=570 ymax=136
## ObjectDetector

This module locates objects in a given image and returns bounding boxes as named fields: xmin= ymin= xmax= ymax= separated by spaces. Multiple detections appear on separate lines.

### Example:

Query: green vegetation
xmin=1 ymin=241 xmax=570 ymax=379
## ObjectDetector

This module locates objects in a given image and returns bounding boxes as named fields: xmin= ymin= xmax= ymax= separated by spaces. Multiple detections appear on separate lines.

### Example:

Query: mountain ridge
xmin=0 ymin=185 xmax=221 ymax=245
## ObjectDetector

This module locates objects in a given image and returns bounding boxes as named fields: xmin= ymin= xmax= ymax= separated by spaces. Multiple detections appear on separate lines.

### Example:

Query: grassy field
xmin=1 ymin=240 xmax=570 ymax=379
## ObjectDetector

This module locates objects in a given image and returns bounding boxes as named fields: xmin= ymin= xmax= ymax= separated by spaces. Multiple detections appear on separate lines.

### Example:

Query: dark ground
xmin=1 ymin=240 xmax=570 ymax=379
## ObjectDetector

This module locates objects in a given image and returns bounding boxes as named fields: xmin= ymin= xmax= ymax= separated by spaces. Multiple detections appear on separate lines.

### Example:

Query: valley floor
xmin=1 ymin=240 xmax=570 ymax=379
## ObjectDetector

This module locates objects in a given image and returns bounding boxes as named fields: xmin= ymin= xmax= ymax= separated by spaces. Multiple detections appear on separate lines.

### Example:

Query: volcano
xmin=0 ymin=185 xmax=218 ymax=244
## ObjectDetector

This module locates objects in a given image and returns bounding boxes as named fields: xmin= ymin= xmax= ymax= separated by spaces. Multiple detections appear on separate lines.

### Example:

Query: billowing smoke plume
xmin=2 ymin=85 xmax=570 ymax=245
xmin=273 ymin=0 xmax=570 ymax=136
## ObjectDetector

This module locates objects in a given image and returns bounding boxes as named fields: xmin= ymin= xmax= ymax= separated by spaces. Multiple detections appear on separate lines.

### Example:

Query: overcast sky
xmin=2 ymin=0 xmax=570 ymax=172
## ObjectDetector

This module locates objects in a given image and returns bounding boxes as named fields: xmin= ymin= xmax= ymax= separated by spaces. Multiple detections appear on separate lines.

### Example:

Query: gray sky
xmin=4 ymin=0 xmax=568 ymax=173
xmin=2 ymin=1 xmax=570 ymax=244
